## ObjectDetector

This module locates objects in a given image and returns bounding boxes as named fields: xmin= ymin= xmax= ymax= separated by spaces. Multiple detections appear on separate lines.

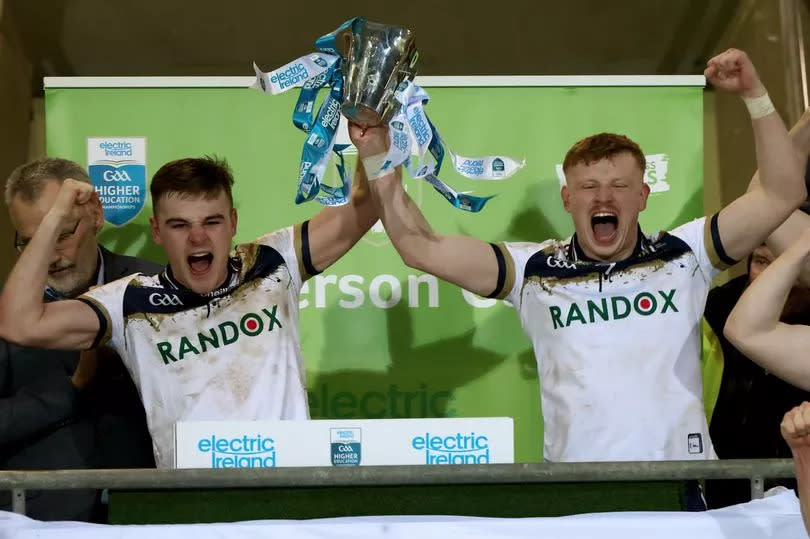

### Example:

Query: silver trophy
xmin=338 ymin=19 xmax=418 ymax=127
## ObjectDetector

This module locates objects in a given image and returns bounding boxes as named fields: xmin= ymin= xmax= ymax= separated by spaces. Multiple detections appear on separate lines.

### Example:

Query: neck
xmin=574 ymin=226 xmax=642 ymax=262
xmin=168 ymin=263 xmax=231 ymax=295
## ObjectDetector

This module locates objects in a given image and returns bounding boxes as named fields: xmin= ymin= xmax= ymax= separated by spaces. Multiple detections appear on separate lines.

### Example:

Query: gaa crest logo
xmin=330 ymin=427 xmax=361 ymax=466
xmin=491 ymin=157 xmax=505 ymax=178
xmin=87 ymin=137 xmax=147 ymax=227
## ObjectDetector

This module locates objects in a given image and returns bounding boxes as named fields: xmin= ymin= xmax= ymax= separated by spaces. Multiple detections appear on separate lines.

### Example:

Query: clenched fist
xmin=48 ymin=178 xmax=97 ymax=227
xmin=348 ymin=122 xmax=389 ymax=158
xmin=704 ymin=48 xmax=766 ymax=98
xmin=782 ymin=401 xmax=810 ymax=450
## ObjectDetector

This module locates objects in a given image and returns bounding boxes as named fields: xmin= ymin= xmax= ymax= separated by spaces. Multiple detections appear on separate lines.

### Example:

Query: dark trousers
xmin=682 ymin=480 xmax=707 ymax=511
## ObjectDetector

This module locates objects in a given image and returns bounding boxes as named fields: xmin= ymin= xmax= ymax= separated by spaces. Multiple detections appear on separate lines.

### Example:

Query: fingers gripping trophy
xmin=252 ymin=17 xmax=524 ymax=212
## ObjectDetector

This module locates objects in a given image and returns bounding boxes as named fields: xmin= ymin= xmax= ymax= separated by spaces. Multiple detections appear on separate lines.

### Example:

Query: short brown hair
xmin=562 ymin=133 xmax=646 ymax=175
xmin=5 ymin=157 xmax=90 ymax=206
xmin=150 ymin=156 xmax=234 ymax=212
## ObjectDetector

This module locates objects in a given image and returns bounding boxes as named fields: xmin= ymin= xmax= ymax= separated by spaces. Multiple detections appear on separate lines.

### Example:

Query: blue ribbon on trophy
xmin=251 ymin=17 xmax=524 ymax=211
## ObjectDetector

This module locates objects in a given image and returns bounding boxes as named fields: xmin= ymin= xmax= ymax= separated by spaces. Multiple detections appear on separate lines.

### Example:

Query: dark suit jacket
xmin=0 ymin=246 xmax=161 ymax=521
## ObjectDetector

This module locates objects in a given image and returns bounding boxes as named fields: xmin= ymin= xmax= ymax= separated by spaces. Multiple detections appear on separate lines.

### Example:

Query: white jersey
xmin=490 ymin=216 xmax=732 ymax=462
xmin=79 ymin=224 xmax=317 ymax=468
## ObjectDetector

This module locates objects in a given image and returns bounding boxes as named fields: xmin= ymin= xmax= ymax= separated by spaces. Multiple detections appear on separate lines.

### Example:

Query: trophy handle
xmin=338 ymin=28 xmax=353 ymax=58
xmin=397 ymin=49 xmax=419 ymax=81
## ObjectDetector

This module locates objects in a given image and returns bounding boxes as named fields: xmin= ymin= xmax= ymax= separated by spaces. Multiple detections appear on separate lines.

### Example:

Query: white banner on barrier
xmin=175 ymin=417 xmax=514 ymax=469
xmin=1 ymin=490 xmax=803 ymax=538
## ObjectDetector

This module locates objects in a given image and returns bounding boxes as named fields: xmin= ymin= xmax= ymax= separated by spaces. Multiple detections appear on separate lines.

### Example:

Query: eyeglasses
xmin=14 ymin=218 xmax=83 ymax=253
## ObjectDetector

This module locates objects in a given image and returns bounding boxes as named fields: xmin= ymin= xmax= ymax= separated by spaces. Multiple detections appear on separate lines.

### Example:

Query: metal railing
xmin=0 ymin=459 xmax=797 ymax=516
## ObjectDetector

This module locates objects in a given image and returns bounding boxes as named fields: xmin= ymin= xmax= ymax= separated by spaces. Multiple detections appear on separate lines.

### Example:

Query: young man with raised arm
xmin=0 ymin=150 xmax=378 ymax=468
xmin=354 ymin=48 xmax=805 ymax=464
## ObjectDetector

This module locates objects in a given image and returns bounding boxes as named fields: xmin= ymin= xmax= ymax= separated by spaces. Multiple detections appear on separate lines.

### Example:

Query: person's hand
xmin=71 ymin=349 xmax=99 ymax=391
xmin=348 ymin=122 xmax=389 ymax=158
xmin=705 ymin=48 xmax=766 ymax=98
xmin=48 ymin=179 xmax=96 ymax=226
xmin=782 ymin=402 xmax=810 ymax=451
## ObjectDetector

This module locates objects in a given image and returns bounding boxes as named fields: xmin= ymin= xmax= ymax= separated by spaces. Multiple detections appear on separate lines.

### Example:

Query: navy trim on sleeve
xmin=301 ymin=220 xmax=321 ymax=277
xmin=710 ymin=213 xmax=738 ymax=267
xmin=486 ymin=243 xmax=507 ymax=299
xmin=76 ymin=297 xmax=108 ymax=349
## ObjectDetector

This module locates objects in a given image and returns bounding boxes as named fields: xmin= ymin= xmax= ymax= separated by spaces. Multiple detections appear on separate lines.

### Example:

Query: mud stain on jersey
xmin=223 ymin=356 xmax=252 ymax=406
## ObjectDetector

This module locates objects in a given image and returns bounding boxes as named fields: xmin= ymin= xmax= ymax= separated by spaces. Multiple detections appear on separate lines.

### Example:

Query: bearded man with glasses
xmin=0 ymin=158 xmax=158 ymax=522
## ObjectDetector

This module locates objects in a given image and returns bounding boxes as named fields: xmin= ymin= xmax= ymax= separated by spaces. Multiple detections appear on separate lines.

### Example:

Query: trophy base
xmin=341 ymin=104 xmax=384 ymax=128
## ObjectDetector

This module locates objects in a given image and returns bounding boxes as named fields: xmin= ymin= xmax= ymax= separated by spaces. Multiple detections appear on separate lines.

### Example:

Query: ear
xmin=230 ymin=208 xmax=238 ymax=237
xmin=639 ymin=182 xmax=651 ymax=211
xmin=561 ymin=184 xmax=572 ymax=213
xmin=149 ymin=215 xmax=163 ymax=246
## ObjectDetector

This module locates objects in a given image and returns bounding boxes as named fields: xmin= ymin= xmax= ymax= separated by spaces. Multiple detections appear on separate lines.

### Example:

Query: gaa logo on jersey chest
xmin=148 ymin=293 xmax=183 ymax=307
xmin=549 ymin=289 xmax=678 ymax=330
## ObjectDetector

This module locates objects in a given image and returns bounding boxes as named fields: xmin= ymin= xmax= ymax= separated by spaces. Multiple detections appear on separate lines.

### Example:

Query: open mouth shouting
xmin=591 ymin=211 xmax=619 ymax=245
xmin=187 ymin=251 xmax=214 ymax=276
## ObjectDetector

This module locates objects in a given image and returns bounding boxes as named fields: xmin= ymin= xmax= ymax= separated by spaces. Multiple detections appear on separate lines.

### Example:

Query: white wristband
xmin=742 ymin=92 xmax=775 ymax=120
xmin=361 ymin=153 xmax=391 ymax=180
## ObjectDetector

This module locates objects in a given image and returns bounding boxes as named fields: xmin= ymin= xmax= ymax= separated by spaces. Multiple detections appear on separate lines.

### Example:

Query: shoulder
xmin=502 ymin=239 xmax=562 ymax=262
xmin=497 ymin=238 xmax=577 ymax=282
xmin=82 ymin=273 xmax=156 ymax=311
xmin=233 ymin=239 xmax=289 ymax=281
xmin=645 ymin=221 xmax=704 ymax=259
xmin=663 ymin=216 xmax=708 ymax=240
xmin=254 ymin=226 xmax=295 ymax=251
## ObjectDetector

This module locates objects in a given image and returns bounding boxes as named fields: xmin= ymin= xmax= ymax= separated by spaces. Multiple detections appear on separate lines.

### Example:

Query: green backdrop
xmin=45 ymin=79 xmax=703 ymax=462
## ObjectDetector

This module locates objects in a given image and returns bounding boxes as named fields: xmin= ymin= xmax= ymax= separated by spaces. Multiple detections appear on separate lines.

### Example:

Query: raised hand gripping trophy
xmin=252 ymin=17 xmax=523 ymax=211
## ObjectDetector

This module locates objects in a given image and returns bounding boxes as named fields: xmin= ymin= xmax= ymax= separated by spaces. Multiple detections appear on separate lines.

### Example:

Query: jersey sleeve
xmin=668 ymin=214 xmax=736 ymax=283
xmin=489 ymin=242 xmax=545 ymax=309
xmin=254 ymin=221 xmax=319 ymax=291
xmin=75 ymin=275 xmax=133 ymax=352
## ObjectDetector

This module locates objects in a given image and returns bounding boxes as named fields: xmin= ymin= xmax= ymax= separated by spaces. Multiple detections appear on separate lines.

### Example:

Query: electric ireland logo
xmin=196 ymin=434 xmax=276 ymax=468
xmin=411 ymin=432 xmax=490 ymax=464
